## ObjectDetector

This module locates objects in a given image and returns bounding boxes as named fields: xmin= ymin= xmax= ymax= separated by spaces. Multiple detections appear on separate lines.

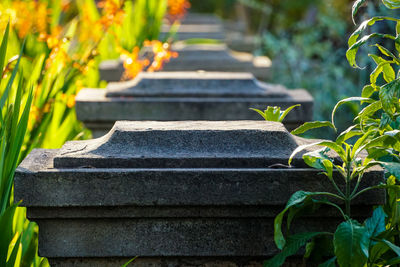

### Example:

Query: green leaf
xmin=331 ymin=97 xmax=373 ymax=128
xmin=381 ymin=239 xmax=400 ymax=256
xmin=369 ymin=54 xmax=395 ymax=85
xmin=379 ymin=78 xmax=400 ymax=117
xmin=333 ymin=220 xmax=369 ymax=267
xmin=289 ymin=140 xmax=346 ymax=166
xmin=352 ymin=0 xmax=367 ymax=23
xmin=382 ymin=0 xmax=400 ymax=9
xmin=347 ymin=32 xmax=396 ymax=68
xmin=379 ymin=162 xmax=400 ymax=180
xmin=336 ymin=125 xmax=363 ymax=144
xmin=318 ymin=257 xmax=336 ymax=267
xmin=0 ymin=22 xmax=10 ymax=77
xmin=266 ymin=232 xmax=325 ymax=267
xmin=356 ymin=100 xmax=382 ymax=121
xmin=361 ymin=85 xmax=375 ymax=98
xmin=291 ymin=121 xmax=335 ymax=135
xmin=374 ymin=44 xmax=400 ymax=64
xmin=302 ymin=147 xmax=332 ymax=171
xmin=274 ymin=191 xmax=330 ymax=249
xmin=121 ymin=256 xmax=138 ymax=267
xmin=364 ymin=206 xmax=386 ymax=239
xmin=279 ymin=104 xmax=300 ymax=122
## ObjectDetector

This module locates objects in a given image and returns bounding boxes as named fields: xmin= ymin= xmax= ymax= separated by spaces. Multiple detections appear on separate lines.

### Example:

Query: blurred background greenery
xmin=189 ymin=0 xmax=397 ymax=137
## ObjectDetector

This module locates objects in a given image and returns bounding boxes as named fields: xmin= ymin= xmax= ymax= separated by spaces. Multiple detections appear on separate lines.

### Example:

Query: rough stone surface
xmin=99 ymin=44 xmax=270 ymax=82
xmin=14 ymin=121 xmax=384 ymax=266
xmin=76 ymin=72 xmax=313 ymax=137
xmin=105 ymin=72 xmax=279 ymax=98
xmin=53 ymin=121 xmax=298 ymax=168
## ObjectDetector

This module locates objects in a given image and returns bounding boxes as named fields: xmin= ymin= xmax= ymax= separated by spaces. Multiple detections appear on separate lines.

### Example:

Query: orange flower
xmin=167 ymin=0 xmax=190 ymax=23
xmin=61 ymin=94 xmax=76 ymax=108
xmin=145 ymin=41 xmax=178 ymax=72
xmin=11 ymin=1 xmax=50 ymax=38
xmin=121 ymin=47 xmax=150 ymax=80
xmin=97 ymin=0 xmax=125 ymax=28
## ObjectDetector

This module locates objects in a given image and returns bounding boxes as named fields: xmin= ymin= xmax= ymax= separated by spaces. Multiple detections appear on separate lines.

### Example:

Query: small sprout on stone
xmin=250 ymin=104 xmax=300 ymax=122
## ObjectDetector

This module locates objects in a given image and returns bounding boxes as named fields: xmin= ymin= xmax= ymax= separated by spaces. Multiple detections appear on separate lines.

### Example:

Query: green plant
xmin=264 ymin=0 xmax=400 ymax=266
xmin=0 ymin=24 xmax=49 ymax=267
xmin=250 ymin=104 xmax=300 ymax=122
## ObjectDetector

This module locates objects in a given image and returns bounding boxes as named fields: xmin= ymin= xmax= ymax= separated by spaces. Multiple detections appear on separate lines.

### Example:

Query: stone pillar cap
xmin=54 ymin=121 xmax=303 ymax=169
xmin=105 ymin=72 xmax=287 ymax=98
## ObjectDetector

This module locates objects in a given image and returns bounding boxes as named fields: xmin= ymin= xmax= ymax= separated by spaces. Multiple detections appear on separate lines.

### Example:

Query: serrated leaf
xmin=334 ymin=220 xmax=369 ymax=267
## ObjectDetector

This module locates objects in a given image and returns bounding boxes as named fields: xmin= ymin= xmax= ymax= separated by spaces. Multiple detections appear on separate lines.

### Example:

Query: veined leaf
xmin=291 ymin=121 xmax=335 ymax=135
xmin=379 ymin=78 xmax=400 ymax=117
xmin=334 ymin=220 xmax=369 ymax=267
xmin=364 ymin=207 xmax=386 ymax=240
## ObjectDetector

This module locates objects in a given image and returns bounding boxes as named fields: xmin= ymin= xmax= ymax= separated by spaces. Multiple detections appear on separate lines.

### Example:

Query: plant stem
xmin=345 ymin=163 xmax=352 ymax=217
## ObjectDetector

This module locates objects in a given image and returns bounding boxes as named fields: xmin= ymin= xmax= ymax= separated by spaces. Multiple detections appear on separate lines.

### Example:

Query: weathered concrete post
xmin=15 ymin=121 xmax=384 ymax=266
xmin=99 ymin=44 xmax=270 ymax=82
xmin=76 ymin=72 xmax=313 ymax=137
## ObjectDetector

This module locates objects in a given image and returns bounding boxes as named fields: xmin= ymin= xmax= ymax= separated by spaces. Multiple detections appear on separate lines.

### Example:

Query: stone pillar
xmin=15 ymin=121 xmax=384 ymax=266
xmin=99 ymin=44 xmax=271 ymax=82
xmin=75 ymin=72 xmax=313 ymax=137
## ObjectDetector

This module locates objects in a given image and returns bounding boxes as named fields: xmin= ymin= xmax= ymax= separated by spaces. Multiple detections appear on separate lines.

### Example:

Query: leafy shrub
xmin=263 ymin=0 xmax=400 ymax=266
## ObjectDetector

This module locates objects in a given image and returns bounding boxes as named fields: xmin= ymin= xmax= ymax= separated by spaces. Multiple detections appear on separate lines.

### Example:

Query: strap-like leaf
xmin=279 ymin=104 xmax=300 ymax=122
xmin=332 ymin=97 xmax=373 ymax=128
xmin=291 ymin=121 xmax=335 ymax=136
xmin=352 ymin=0 xmax=368 ymax=23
